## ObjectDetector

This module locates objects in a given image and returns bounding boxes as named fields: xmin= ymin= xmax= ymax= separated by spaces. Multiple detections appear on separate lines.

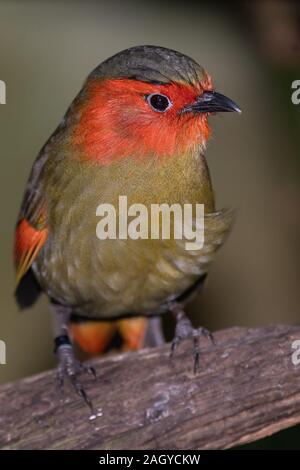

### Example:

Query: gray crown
xmin=89 ymin=45 xmax=206 ymax=85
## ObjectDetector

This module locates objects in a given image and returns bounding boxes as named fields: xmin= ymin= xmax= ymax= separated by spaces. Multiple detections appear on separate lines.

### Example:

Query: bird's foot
xmin=55 ymin=335 xmax=96 ymax=412
xmin=170 ymin=307 xmax=214 ymax=373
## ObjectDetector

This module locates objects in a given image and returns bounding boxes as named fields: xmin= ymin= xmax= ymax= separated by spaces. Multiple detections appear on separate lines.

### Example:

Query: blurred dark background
xmin=0 ymin=0 xmax=299 ymax=449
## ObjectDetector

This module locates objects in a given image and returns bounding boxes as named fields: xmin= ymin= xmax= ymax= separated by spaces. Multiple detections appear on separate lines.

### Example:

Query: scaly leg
xmin=51 ymin=302 xmax=96 ymax=411
xmin=144 ymin=316 xmax=165 ymax=347
xmin=170 ymin=304 xmax=214 ymax=373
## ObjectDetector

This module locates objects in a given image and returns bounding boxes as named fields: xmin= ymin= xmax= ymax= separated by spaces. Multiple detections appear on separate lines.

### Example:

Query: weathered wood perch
xmin=0 ymin=324 xmax=300 ymax=450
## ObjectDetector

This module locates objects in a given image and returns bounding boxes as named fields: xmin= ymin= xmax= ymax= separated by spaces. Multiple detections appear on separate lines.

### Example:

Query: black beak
xmin=183 ymin=91 xmax=241 ymax=114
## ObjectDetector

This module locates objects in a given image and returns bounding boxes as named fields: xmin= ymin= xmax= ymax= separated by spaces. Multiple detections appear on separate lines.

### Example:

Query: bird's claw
xmin=56 ymin=344 xmax=96 ymax=412
xmin=170 ymin=312 xmax=214 ymax=374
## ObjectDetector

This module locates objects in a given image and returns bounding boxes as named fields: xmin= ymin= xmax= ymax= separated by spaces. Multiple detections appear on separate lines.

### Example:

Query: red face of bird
xmin=73 ymin=46 xmax=241 ymax=165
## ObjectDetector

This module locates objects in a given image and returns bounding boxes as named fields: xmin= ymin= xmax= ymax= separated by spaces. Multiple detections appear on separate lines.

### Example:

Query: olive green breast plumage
xmin=33 ymin=144 xmax=233 ymax=319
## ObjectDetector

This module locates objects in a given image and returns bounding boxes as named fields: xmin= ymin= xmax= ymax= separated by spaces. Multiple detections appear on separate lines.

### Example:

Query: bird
xmin=14 ymin=45 xmax=240 ymax=408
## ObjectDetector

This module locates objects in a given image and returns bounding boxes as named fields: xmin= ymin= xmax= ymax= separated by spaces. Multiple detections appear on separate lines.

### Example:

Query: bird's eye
xmin=147 ymin=93 xmax=172 ymax=112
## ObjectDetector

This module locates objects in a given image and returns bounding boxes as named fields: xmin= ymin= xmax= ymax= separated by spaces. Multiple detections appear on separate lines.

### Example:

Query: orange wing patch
xmin=14 ymin=219 xmax=48 ymax=286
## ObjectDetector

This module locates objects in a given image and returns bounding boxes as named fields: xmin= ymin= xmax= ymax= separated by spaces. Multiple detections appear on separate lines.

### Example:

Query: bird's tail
xmin=70 ymin=316 xmax=165 ymax=355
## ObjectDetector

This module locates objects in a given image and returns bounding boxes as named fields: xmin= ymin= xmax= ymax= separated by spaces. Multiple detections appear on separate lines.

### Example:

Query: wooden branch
xmin=1 ymin=324 xmax=300 ymax=450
